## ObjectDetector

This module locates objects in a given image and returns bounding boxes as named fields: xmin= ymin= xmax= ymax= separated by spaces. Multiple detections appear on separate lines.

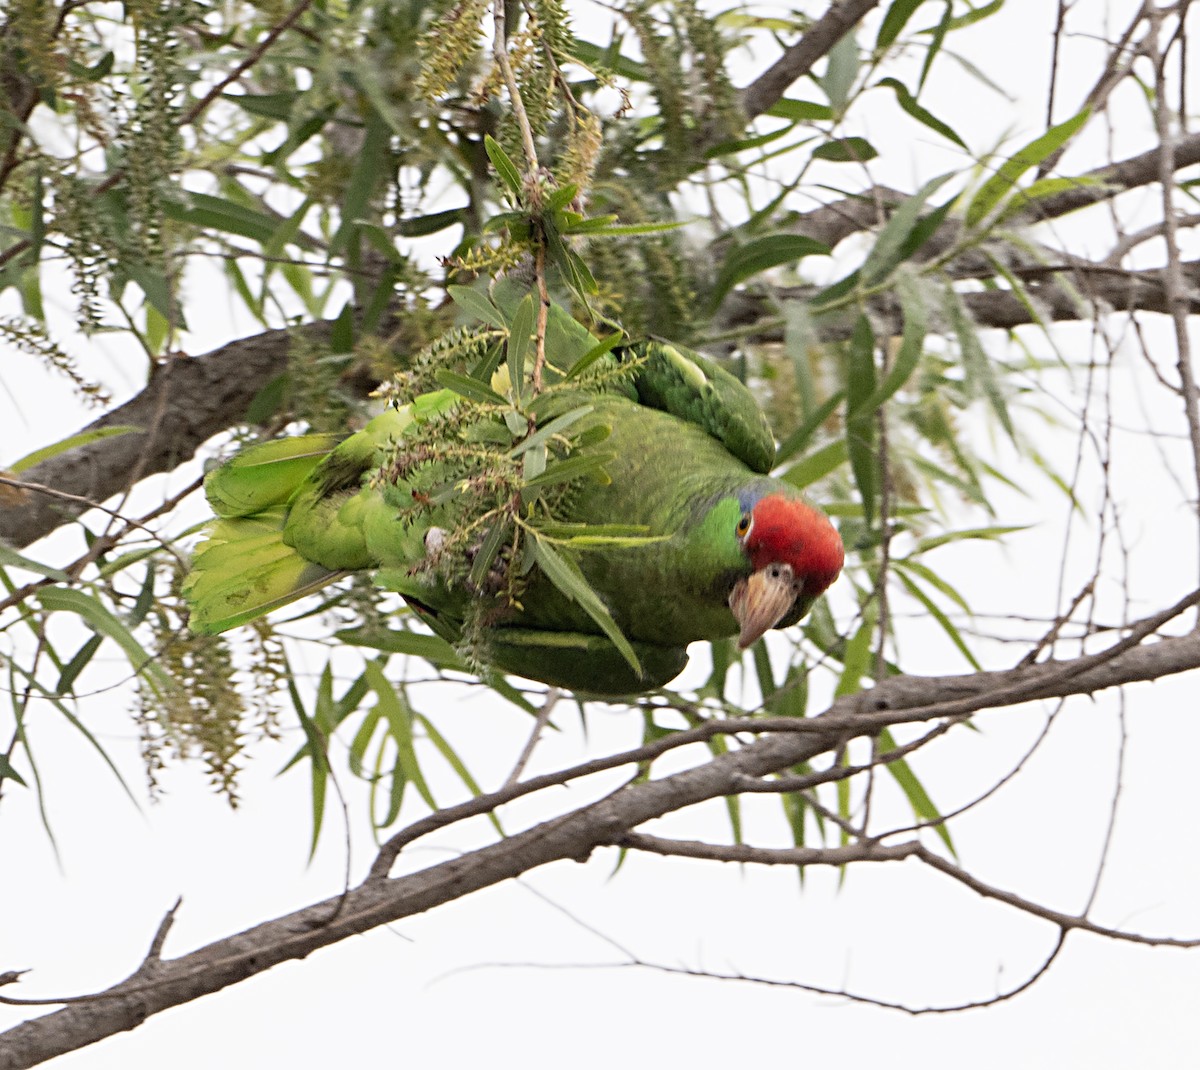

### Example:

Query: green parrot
xmin=185 ymin=324 xmax=843 ymax=695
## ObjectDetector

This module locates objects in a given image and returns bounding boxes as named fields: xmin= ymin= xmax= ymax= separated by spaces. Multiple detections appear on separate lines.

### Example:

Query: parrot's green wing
xmin=491 ymin=280 xmax=777 ymax=473
xmin=625 ymin=342 xmax=776 ymax=474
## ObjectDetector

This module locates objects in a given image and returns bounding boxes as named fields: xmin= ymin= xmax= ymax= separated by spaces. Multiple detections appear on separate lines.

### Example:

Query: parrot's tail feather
xmin=186 ymin=458 xmax=349 ymax=636
xmin=185 ymin=511 xmax=346 ymax=634
xmin=204 ymin=432 xmax=344 ymax=518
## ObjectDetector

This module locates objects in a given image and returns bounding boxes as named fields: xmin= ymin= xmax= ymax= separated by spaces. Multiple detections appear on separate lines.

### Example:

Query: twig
xmin=1149 ymin=7 xmax=1200 ymax=605
xmin=503 ymin=688 xmax=560 ymax=788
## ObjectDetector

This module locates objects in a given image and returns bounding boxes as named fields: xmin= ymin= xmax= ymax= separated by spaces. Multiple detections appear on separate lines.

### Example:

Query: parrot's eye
xmin=736 ymin=513 xmax=752 ymax=537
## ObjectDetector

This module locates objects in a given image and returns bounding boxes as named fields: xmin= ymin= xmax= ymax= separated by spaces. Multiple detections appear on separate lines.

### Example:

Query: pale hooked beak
xmin=729 ymin=563 xmax=799 ymax=649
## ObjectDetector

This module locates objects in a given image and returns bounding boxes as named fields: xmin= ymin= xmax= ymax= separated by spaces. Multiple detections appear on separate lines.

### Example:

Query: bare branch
xmin=0 ymin=320 xmax=332 ymax=550
xmin=738 ymin=0 xmax=883 ymax=123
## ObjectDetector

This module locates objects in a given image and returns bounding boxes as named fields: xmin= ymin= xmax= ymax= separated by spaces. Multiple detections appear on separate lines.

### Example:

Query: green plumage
xmin=186 ymin=332 xmax=822 ymax=694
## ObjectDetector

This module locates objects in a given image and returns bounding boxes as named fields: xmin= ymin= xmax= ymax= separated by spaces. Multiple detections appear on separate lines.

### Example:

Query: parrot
xmin=184 ymin=309 xmax=843 ymax=695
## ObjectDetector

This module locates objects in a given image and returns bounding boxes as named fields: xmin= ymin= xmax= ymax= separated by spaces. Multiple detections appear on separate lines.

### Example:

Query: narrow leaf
xmin=506 ymin=293 xmax=535 ymax=400
xmin=879 ymin=727 xmax=956 ymax=854
xmin=876 ymin=78 xmax=967 ymax=149
xmin=710 ymin=234 xmax=829 ymax=310
xmin=434 ymin=369 xmax=507 ymax=406
xmin=780 ymin=439 xmax=848 ymax=489
xmin=531 ymin=537 xmax=641 ymax=677
xmin=845 ymin=315 xmax=879 ymax=523
xmin=364 ymin=661 xmax=437 ymax=812
xmin=876 ymin=0 xmax=924 ymax=47
xmin=447 ymin=284 xmax=509 ymax=330
xmin=812 ymin=137 xmax=878 ymax=163
xmin=37 ymin=587 xmax=170 ymax=694
xmin=485 ymin=135 xmax=524 ymax=198
xmin=966 ymin=107 xmax=1091 ymax=229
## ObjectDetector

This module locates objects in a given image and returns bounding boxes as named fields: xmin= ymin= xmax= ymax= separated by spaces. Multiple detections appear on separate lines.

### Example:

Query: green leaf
xmin=819 ymin=28 xmax=859 ymax=112
xmin=764 ymin=99 xmax=833 ymax=122
xmin=348 ymin=705 xmax=382 ymax=780
xmin=569 ymin=219 xmax=691 ymax=238
xmin=564 ymin=332 xmax=624 ymax=380
xmin=164 ymin=191 xmax=280 ymax=244
xmin=966 ymin=107 xmax=1091 ymax=229
xmin=835 ymin=614 xmax=875 ymax=697
xmin=398 ymin=207 xmax=468 ymax=237
xmin=0 ymin=754 xmax=26 ymax=788
xmin=913 ymin=524 xmax=1028 ymax=555
xmin=415 ymin=713 xmax=503 ymax=836
xmin=522 ymin=451 xmax=614 ymax=490
xmin=37 ymin=587 xmax=170 ymax=695
xmin=285 ymin=669 xmax=328 ymax=860
xmin=533 ymin=521 xmax=651 ymax=540
xmin=845 ymin=315 xmax=879 ymax=523
xmin=119 ymin=260 xmax=179 ymax=326
xmin=485 ymin=135 xmax=524 ymax=198
xmin=774 ymin=391 xmax=846 ymax=466
xmin=0 ymin=544 xmax=68 ymax=582
xmin=434 ymin=369 xmax=507 ymax=406
xmin=364 ymin=660 xmax=437 ymax=812
xmin=878 ymin=728 xmax=955 ymax=854
xmin=531 ymin=536 xmax=641 ymax=677
xmin=858 ymin=175 xmax=955 ymax=289
xmin=944 ymin=285 xmax=1014 ymax=438
xmin=468 ymin=519 xmax=511 ymax=590
xmin=330 ymin=112 xmax=388 ymax=255
xmin=938 ymin=0 xmax=1003 ymax=31
xmin=56 ymin=634 xmax=104 ymax=695
xmin=877 ymin=78 xmax=967 ymax=149
xmin=509 ymin=405 xmax=593 ymax=457
xmin=336 ymin=627 xmax=467 ymax=669
xmin=223 ymin=91 xmax=297 ymax=119
xmin=876 ymin=0 xmax=924 ymax=47
xmin=705 ymin=124 xmax=798 ymax=160
xmin=780 ymin=438 xmax=848 ymax=489
xmin=506 ymin=293 xmax=535 ymax=401
xmin=812 ymin=136 xmax=878 ymax=163
xmin=897 ymin=571 xmax=982 ymax=671
xmin=895 ymin=558 xmax=973 ymax=615
xmin=709 ymin=234 xmax=829 ymax=310
xmin=852 ymin=268 xmax=926 ymax=412
xmin=448 ymin=284 xmax=509 ymax=330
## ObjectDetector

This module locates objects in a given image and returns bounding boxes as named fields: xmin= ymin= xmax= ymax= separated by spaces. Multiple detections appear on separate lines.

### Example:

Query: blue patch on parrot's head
xmin=735 ymin=481 xmax=780 ymax=514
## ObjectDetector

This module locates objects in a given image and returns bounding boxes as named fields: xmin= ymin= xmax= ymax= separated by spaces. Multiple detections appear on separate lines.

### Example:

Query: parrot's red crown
xmin=744 ymin=495 xmax=844 ymax=595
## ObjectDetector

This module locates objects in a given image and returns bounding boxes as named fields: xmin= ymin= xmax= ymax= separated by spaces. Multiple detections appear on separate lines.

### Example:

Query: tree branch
xmin=738 ymin=0 xmax=883 ymax=123
xmin=0 ymin=320 xmax=335 ymax=550
xmin=5 ymin=603 xmax=1200 ymax=1064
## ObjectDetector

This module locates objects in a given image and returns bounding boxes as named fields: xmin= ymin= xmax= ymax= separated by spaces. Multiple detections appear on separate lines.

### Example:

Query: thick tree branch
xmin=0 ymin=320 xmax=335 ymax=550
xmin=4 ymin=609 xmax=1200 ymax=1065
xmin=738 ymin=0 xmax=883 ymax=122
xmin=716 ymin=258 xmax=1200 ymax=345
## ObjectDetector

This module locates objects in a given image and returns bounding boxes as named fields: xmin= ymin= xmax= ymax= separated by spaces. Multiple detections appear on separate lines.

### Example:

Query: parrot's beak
xmin=729 ymin=563 xmax=798 ymax=649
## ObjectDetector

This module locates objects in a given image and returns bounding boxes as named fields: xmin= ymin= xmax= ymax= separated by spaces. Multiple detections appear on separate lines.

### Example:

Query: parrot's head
xmin=728 ymin=493 xmax=843 ymax=649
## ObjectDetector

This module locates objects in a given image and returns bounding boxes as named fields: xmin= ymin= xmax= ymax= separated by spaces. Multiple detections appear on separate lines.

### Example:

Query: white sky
xmin=4 ymin=2 xmax=1200 ymax=1067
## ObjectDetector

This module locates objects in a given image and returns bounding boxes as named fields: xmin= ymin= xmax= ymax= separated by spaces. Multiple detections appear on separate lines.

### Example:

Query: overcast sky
xmin=4 ymin=2 xmax=1200 ymax=1067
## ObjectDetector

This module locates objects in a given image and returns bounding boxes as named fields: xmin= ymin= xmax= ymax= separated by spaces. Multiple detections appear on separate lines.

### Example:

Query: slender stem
xmin=491 ymin=1 xmax=540 ymax=181
xmin=1150 ymin=7 xmax=1200 ymax=612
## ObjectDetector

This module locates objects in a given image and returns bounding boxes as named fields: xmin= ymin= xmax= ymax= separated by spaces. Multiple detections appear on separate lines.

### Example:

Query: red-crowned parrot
xmin=185 ymin=316 xmax=843 ymax=695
